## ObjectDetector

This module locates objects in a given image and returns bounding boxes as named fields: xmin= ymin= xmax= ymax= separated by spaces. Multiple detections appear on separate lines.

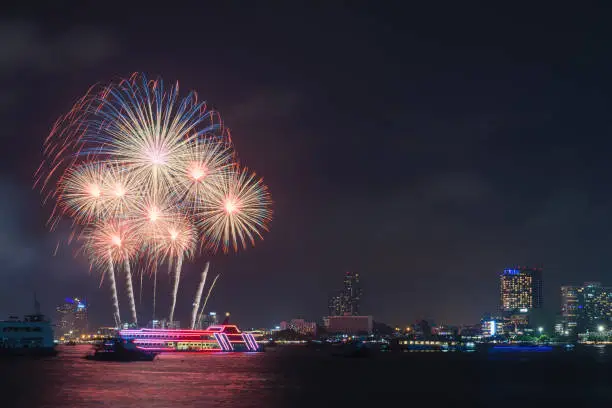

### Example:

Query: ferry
xmin=119 ymin=324 xmax=261 ymax=352
xmin=0 ymin=314 xmax=57 ymax=356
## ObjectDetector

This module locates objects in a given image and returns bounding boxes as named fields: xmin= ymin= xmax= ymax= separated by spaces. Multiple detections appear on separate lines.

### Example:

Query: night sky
xmin=2 ymin=3 xmax=612 ymax=329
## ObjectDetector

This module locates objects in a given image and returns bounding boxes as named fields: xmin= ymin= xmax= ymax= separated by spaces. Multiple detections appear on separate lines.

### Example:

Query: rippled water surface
xmin=2 ymin=345 xmax=612 ymax=407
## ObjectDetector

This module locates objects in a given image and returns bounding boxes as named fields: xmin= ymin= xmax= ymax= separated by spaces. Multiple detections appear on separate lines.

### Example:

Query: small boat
xmin=85 ymin=338 xmax=157 ymax=362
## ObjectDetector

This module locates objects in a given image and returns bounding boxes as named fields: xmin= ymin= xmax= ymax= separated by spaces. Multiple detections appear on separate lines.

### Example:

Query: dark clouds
xmin=2 ymin=4 xmax=612 ymax=328
xmin=0 ymin=20 xmax=115 ymax=74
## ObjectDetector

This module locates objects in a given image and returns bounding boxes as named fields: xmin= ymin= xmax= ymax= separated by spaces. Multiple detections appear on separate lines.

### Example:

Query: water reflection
xmin=2 ymin=344 xmax=612 ymax=407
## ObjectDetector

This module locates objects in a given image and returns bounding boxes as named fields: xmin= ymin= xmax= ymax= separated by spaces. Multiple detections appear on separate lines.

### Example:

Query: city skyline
xmin=35 ymin=266 xmax=612 ymax=331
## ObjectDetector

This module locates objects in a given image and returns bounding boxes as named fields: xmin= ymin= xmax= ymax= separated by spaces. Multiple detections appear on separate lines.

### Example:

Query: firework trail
xmin=82 ymin=220 xmax=135 ymax=327
xmin=197 ymin=273 xmax=220 ymax=327
xmin=107 ymin=251 xmax=121 ymax=327
xmin=168 ymin=255 xmax=183 ymax=323
xmin=156 ymin=217 xmax=196 ymax=322
xmin=191 ymin=262 xmax=209 ymax=329
xmin=37 ymin=73 xmax=273 ymax=326
xmin=123 ymin=259 xmax=137 ymax=326
xmin=152 ymin=264 xmax=158 ymax=319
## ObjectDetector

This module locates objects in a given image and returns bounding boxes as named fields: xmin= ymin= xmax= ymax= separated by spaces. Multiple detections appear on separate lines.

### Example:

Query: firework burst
xmin=82 ymin=220 xmax=139 ymax=326
xmin=37 ymin=73 xmax=273 ymax=327
xmin=198 ymin=166 xmax=273 ymax=253
xmin=174 ymin=137 xmax=234 ymax=211
xmin=57 ymin=162 xmax=107 ymax=226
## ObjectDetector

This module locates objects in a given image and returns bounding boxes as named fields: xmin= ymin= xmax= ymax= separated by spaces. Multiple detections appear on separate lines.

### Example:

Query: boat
xmin=119 ymin=324 xmax=261 ymax=352
xmin=85 ymin=338 xmax=157 ymax=361
xmin=0 ymin=313 xmax=57 ymax=357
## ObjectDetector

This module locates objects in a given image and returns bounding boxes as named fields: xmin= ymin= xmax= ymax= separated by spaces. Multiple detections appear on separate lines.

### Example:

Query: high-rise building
xmin=577 ymin=282 xmax=612 ymax=331
xmin=328 ymin=271 xmax=362 ymax=316
xmin=344 ymin=272 xmax=362 ymax=315
xmin=56 ymin=297 xmax=88 ymax=337
xmin=560 ymin=285 xmax=579 ymax=334
xmin=329 ymin=297 xmax=343 ymax=316
xmin=557 ymin=282 xmax=612 ymax=334
xmin=500 ymin=267 xmax=543 ymax=312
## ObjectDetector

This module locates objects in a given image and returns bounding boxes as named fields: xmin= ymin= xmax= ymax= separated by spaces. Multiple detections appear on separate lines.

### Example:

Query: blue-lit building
xmin=56 ymin=297 xmax=88 ymax=337
xmin=481 ymin=314 xmax=504 ymax=337
xmin=499 ymin=267 xmax=542 ymax=333
xmin=500 ymin=267 xmax=543 ymax=312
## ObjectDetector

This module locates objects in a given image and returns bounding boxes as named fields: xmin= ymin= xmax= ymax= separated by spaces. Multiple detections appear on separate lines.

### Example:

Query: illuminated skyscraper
xmin=73 ymin=298 xmax=88 ymax=333
xmin=328 ymin=271 xmax=362 ymax=316
xmin=500 ymin=267 xmax=543 ymax=312
xmin=560 ymin=285 xmax=579 ymax=334
xmin=576 ymin=282 xmax=612 ymax=331
xmin=56 ymin=297 xmax=88 ymax=336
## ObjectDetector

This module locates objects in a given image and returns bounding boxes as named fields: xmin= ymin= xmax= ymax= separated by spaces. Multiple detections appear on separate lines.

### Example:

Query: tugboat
xmin=0 ymin=296 xmax=57 ymax=357
xmin=85 ymin=338 xmax=157 ymax=362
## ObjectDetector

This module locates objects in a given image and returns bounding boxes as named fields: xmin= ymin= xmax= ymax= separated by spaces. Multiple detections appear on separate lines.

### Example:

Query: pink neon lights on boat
xmin=118 ymin=324 xmax=259 ymax=352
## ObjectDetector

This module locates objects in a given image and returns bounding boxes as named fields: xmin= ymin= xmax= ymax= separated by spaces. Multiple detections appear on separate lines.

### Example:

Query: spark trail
xmin=107 ymin=252 xmax=121 ymax=327
xmin=197 ymin=273 xmax=220 ymax=326
xmin=191 ymin=262 xmax=209 ymax=329
xmin=124 ymin=259 xmax=137 ymax=325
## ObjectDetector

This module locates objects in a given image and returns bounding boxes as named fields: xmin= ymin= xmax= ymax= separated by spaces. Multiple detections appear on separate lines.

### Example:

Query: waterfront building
xmin=95 ymin=327 xmax=118 ymax=338
xmin=500 ymin=267 xmax=543 ymax=312
xmin=577 ymin=282 xmax=612 ymax=331
xmin=459 ymin=324 xmax=482 ymax=339
xmin=560 ymin=285 xmax=580 ymax=334
xmin=413 ymin=320 xmax=434 ymax=340
xmin=556 ymin=282 xmax=612 ymax=333
xmin=55 ymin=297 xmax=88 ymax=338
xmin=503 ymin=309 xmax=530 ymax=334
xmin=328 ymin=271 xmax=362 ymax=316
xmin=480 ymin=314 xmax=504 ymax=337
xmin=432 ymin=325 xmax=458 ymax=337
xmin=279 ymin=319 xmax=317 ymax=336
xmin=324 ymin=315 xmax=373 ymax=334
